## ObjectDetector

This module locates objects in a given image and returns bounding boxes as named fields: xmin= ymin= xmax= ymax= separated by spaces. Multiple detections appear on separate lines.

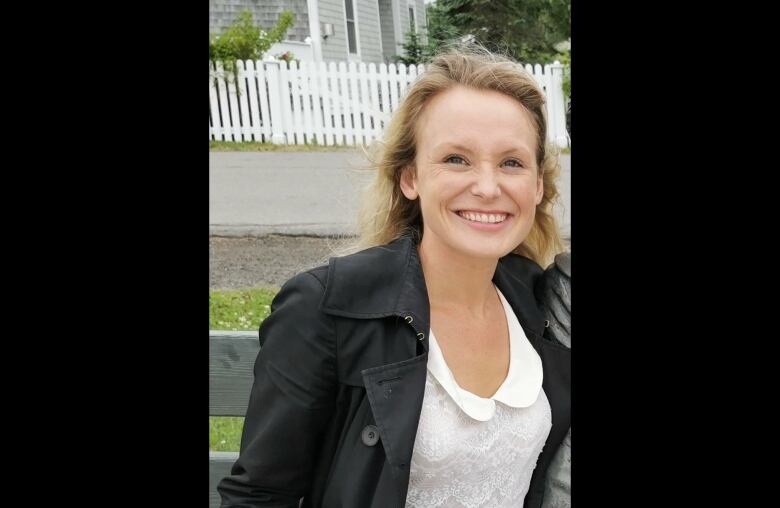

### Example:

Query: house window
xmin=409 ymin=6 xmax=416 ymax=33
xmin=345 ymin=0 xmax=358 ymax=54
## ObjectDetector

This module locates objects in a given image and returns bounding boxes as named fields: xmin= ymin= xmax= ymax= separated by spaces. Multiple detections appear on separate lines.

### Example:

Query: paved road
xmin=209 ymin=151 xmax=570 ymax=240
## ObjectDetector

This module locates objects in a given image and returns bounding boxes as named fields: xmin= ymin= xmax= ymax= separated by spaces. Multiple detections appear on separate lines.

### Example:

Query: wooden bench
xmin=209 ymin=330 xmax=261 ymax=508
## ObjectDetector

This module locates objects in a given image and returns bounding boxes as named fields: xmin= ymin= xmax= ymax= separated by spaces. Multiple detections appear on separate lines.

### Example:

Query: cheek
xmin=506 ymin=181 xmax=540 ymax=204
xmin=418 ymin=176 xmax=465 ymax=206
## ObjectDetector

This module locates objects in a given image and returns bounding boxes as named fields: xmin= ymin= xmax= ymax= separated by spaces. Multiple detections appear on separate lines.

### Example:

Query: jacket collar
xmin=320 ymin=233 xmax=546 ymax=339
xmin=321 ymin=234 xmax=558 ymax=502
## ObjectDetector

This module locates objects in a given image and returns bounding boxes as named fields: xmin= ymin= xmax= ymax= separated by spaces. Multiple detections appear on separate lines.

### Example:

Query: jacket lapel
xmin=361 ymin=351 xmax=428 ymax=500
xmin=320 ymin=234 xmax=569 ymax=504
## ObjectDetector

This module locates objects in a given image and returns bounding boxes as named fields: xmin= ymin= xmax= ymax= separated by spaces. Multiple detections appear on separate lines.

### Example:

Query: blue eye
xmin=503 ymin=159 xmax=523 ymax=168
xmin=445 ymin=155 xmax=467 ymax=165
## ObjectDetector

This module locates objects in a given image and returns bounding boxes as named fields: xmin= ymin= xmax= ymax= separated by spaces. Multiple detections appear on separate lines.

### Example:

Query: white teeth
xmin=458 ymin=211 xmax=507 ymax=223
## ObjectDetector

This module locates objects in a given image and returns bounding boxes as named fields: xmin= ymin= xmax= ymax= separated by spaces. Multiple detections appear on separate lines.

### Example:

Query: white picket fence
xmin=209 ymin=59 xmax=570 ymax=148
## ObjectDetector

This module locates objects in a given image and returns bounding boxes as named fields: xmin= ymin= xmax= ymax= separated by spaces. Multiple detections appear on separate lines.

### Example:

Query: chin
xmin=451 ymin=236 xmax=520 ymax=261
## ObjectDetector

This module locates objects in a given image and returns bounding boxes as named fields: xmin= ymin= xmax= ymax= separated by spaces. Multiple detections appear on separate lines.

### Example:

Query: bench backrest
xmin=209 ymin=330 xmax=260 ymax=508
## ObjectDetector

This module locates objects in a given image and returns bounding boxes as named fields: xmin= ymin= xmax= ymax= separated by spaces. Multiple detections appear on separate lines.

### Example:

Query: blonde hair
xmin=352 ymin=44 xmax=564 ymax=267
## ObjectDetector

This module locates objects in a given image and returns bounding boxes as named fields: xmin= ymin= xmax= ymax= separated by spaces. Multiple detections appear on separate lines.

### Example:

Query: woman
xmin=218 ymin=46 xmax=571 ymax=508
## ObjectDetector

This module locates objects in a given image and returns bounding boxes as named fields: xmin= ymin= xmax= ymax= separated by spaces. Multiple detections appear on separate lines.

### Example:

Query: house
xmin=209 ymin=0 xmax=428 ymax=64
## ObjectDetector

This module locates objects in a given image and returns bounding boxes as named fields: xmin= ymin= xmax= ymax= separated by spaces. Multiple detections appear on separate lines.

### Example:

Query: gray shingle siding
xmin=414 ymin=0 xmax=427 ymax=45
xmin=209 ymin=1 xmax=424 ymax=64
xmin=318 ymin=0 xmax=348 ymax=60
xmin=396 ymin=1 xmax=409 ymax=56
xmin=209 ymin=0 xmax=310 ymax=43
xmin=378 ymin=0 xmax=395 ymax=62
xmin=357 ymin=0 xmax=383 ymax=63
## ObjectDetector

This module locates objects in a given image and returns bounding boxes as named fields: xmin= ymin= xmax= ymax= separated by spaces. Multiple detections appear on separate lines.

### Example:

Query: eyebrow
xmin=433 ymin=142 xmax=532 ymax=159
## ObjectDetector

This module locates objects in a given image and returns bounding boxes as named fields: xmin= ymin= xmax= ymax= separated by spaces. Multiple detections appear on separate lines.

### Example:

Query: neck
xmin=418 ymin=232 xmax=499 ymax=318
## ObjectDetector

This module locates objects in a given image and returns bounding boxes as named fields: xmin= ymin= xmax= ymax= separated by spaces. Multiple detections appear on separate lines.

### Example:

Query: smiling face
xmin=400 ymin=85 xmax=544 ymax=261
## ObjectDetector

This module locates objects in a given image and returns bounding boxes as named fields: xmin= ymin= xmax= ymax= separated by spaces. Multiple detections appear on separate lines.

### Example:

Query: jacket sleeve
xmin=541 ymin=429 xmax=571 ymax=508
xmin=217 ymin=271 xmax=338 ymax=507
xmin=537 ymin=252 xmax=571 ymax=348
xmin=538 ymin=252 xmax=571 ymax=508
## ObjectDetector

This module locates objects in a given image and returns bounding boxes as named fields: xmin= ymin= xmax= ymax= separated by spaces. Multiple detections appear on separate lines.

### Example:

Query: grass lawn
xmin=209 ymin=140 xmax=361 ymax=152
xmin=210 ymin=287 xmax=278 ymax=451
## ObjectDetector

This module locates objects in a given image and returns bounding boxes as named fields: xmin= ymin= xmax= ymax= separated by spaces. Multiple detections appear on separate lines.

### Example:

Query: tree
xmin=426 ymin=0 xmax=461 ymax=57
xmin=426 ymin=0 xmax=570 ymax=64
xmin=395 ymin=30 xmax=429 ymax=65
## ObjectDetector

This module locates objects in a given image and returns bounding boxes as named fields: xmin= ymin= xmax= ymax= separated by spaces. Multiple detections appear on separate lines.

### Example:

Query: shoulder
xmin=321 ymin=237 xmax=414 ymax=317
xmin=259 ymin=267 xmax=333 ymax=352
xmin=323 ymin=237 xmax=412 ymax=290
xmin=269 ymin=237 xmax=412 ymax=320
xmin=271 ymin=265 xmax=330 ymax=310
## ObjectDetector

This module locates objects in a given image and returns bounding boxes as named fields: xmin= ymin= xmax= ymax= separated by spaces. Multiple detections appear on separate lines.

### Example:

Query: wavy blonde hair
xmin=351 ymin=44 xmax=564 ymax=268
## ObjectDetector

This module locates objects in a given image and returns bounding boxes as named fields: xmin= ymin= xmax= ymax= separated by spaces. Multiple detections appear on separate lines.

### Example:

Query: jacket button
xmin=361 ymin=425 xmax=380 ymax=446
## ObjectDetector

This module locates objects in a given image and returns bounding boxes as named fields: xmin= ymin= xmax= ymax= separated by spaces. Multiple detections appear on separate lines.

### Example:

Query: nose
xmin=470 ymin=166 xmax=502 ymax=200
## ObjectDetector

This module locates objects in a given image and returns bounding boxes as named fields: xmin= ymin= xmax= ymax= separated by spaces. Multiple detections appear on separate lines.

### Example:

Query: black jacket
xmin=218 ymin=235 xmax=571 ymax=508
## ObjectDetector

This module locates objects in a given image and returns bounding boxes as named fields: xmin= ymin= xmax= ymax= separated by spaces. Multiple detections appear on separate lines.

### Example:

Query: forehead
xmin=415 ymin=85 xmax=538 ymax=156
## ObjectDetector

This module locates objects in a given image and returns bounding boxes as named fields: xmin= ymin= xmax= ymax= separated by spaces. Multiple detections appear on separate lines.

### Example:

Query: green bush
xmin=209 ymin=10 xmax=295 ymax=66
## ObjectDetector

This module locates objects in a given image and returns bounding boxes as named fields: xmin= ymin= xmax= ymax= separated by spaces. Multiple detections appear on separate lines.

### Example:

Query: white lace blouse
xmin=405 ymin=287 xmax=552 ymax=507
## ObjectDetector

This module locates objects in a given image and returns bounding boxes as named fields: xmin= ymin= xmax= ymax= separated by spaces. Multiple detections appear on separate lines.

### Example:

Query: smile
xmin=456 ymin=211 xmax=509 ymax=224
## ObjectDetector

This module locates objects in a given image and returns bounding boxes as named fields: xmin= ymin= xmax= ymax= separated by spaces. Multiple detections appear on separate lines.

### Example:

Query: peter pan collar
xmin=426 ymin=286 xmax=544 ymax=422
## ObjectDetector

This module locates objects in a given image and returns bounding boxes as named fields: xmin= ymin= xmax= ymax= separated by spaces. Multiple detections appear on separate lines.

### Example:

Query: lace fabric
xmin=406 ymin=374 xmax=552 ymax=507
xmin=405 ymin=286 xmax=552 ymax=507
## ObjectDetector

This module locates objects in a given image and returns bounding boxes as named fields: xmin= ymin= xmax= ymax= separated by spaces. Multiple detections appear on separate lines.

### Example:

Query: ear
xmin=535 ymin=173 xmax=544 ymax=205
xmin=399 ymin=166 xmax=419 ymax=200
